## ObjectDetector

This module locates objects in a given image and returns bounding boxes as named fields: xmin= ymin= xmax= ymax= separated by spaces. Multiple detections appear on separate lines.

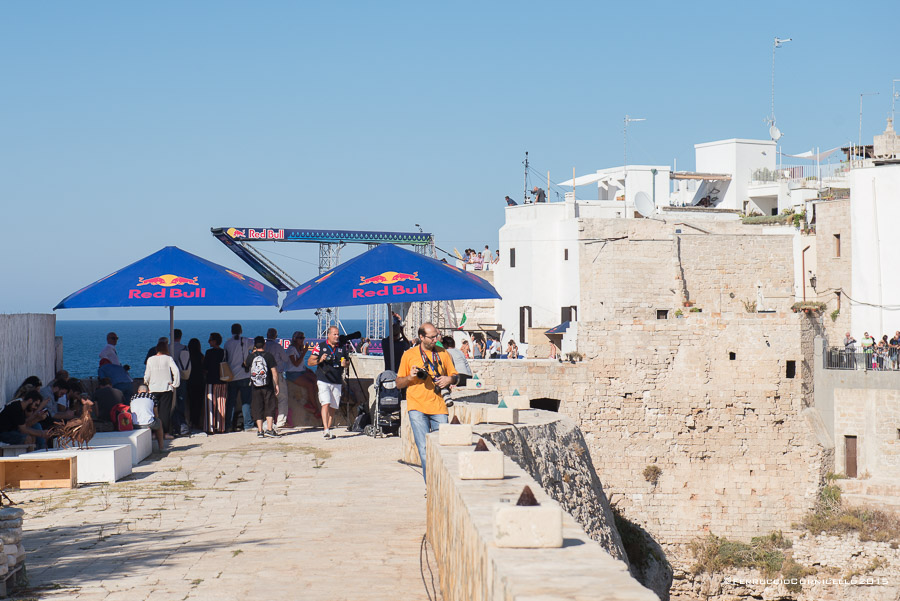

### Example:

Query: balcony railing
xmin=824 ymin=347 xmax=900 ymax=371
xmin=750 ymin=163 xmax=850 ymax=187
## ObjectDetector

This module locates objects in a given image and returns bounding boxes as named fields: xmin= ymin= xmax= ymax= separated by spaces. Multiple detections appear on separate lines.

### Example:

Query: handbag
xmin=219 ymin=361 xmax=234 ymax=382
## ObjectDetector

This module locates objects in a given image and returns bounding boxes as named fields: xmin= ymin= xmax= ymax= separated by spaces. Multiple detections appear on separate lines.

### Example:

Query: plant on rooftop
xmin=689 ymin=307 xmax=701 ymax=313
xmin=674 ymin=309 xmax=683 ymax=318
xmin=791 ymin=301 xmax=826 ymax=314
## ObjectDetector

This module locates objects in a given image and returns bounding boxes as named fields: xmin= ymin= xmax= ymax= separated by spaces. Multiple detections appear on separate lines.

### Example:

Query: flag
xmin=457 ymin=312 xmax=468 ymax=330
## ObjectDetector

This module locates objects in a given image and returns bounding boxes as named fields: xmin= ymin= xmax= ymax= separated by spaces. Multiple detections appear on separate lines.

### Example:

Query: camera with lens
xmin=437 ymin=385 xmax=453 ymax=407
xmin=415 ymin=367 xmax=428 ymax=379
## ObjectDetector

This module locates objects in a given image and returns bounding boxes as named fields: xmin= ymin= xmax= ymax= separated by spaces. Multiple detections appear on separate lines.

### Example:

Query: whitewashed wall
xmin=0 ymin=313 xmax=57 ymax=404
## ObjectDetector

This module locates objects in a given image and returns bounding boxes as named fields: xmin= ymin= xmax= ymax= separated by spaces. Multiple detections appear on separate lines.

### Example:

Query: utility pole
xmin=892 ymin=79 xmax=900 ymax=124
xmin=624 ymin=115 xmax=645 ymax=215
xmin=523 ymin=151 xmax=529 ymax=202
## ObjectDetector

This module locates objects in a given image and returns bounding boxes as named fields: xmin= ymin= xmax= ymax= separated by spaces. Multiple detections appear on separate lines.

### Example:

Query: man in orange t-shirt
xmin=397 ymin=322 xmax=459 ymax=483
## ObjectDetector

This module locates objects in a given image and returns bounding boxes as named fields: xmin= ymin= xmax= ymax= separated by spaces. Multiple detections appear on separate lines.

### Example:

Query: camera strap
xmin=419 ymin=348 xmax=443 ymax=377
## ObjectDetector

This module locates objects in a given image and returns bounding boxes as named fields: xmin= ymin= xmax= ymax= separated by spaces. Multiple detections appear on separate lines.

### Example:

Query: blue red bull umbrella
xmin=54 ymin=246 xmax=279 ymax=366
xmin=54 ymin=246 xmax=279 ymax=309
xmin=280 ymin=243 xmax=500 ymax=312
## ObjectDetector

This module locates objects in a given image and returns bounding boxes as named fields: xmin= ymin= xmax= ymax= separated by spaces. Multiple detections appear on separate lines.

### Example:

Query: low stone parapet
xmin=425 ymin=420 xmax=657 ymax=601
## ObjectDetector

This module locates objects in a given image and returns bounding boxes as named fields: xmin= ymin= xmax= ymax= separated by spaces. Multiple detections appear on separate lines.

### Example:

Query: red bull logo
xmin=358 ymin=271 xmax=419 ymax=285
xmin=353 ymin=271 xmax=427 ymax=298
xmin=129 ymin=274 xmax=206 ymax=299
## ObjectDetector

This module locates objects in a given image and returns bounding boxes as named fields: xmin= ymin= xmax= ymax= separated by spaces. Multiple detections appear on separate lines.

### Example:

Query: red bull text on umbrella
xmin=129 ymin=274 xmax=206 ymax=299
xmin=353 ymin=271 xmax=427 ymax=298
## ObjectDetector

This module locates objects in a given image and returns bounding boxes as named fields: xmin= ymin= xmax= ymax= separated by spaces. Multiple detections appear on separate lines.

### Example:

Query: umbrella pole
xmin=169 ymin=306 xmax=175 ymax=356
xmin=386 ymin=303 xmax=393 ymax=373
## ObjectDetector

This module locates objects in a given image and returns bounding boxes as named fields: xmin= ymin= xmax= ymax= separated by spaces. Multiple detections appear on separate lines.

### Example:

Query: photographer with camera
xmin=396 ymin=322 xmax=459 ymax=484
xmin=308 ymin=326 xmax=348 ymax=439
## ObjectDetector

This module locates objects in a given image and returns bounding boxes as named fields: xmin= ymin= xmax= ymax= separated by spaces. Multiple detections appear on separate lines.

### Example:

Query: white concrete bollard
xmin=459 ymin=450 xmax=505 ymax=480
xmin=438 ymin=423 xmax=473 ymax=446
xmin=503 ymin=396 xmax=530 ymax=410
xmin=482 ymin=407 xmax=519 ymax=424
xmin=493 ymin=503 xmax=564 ymax=548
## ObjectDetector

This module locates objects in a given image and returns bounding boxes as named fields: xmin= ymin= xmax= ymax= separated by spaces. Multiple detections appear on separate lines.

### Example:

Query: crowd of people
xmin=1 ymin=317 xmax=527 ymax=452
xmin=459 ymin=245 xmax=499 ymax=271
xmin=843 ymin=330 xmax=900 ymax=370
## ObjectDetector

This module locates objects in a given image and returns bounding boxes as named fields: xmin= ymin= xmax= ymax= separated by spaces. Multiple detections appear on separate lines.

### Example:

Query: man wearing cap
xmin=396 ymin=322 xmax=459 ymax=483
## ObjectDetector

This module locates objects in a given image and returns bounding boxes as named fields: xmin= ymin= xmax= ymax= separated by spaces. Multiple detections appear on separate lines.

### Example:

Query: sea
xmin=56 ymin=319 xmax=369 ymax=380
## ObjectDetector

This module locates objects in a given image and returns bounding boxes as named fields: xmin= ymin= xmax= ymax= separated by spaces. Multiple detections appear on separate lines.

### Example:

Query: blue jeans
xmin=226 ymin=378 xmax=253 ymax=430
xmin=408 ymin=410 xmax=448 ymax=483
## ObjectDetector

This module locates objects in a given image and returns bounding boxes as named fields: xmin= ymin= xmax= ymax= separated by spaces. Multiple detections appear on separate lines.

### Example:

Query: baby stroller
xmin=365 ymin=370 xmax=402 ymax=438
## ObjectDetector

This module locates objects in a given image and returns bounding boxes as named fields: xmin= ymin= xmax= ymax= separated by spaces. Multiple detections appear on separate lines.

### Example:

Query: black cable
xmin=419 ymin=534 xmax=434 ymax=601
xmin=423 ymin=532 xmax=438 ymax=599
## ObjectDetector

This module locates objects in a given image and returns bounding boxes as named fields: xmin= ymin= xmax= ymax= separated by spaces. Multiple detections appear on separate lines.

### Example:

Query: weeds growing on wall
xmin=689 ymin=531 xmax=797 ymax=578
xmin=800 ymin=481 xmax=900 ymax=543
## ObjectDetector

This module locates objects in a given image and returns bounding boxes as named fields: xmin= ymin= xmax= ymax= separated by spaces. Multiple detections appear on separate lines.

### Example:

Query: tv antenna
xmin=522 ymin=151 xmax=529 ymax=202
xmin=767 ymin=36 xmax=791 ymax=140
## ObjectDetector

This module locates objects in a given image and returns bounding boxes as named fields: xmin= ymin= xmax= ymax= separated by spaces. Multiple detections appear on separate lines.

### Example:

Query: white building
xmin=849 ymin=163 xmax=900 ymax=337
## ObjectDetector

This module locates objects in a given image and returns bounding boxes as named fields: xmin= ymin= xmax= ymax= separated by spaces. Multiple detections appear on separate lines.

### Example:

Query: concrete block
xmin=459 ymin=451 xmax=505 ymax=480
xmin=90 ymin=429 xmax=152 ymax=466
xmin=439 ymin=423 xmax=473 ymax=446
xmin=23 ymin=445 xmax=132 ymax=484
xmin=493 ymin=504 xmax=563 ymax=548
xmin=482 ymin=407 xmax=519 ymax=424
xmin=503 ymin=396 xmax=530 ymax=410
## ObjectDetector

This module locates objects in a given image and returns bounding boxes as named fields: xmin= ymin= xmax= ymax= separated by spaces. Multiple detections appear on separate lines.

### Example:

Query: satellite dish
xmin=634 ymin=192 xmax=654 ymax=217
xmin=769 ymin=124 xmax=783 ymax=142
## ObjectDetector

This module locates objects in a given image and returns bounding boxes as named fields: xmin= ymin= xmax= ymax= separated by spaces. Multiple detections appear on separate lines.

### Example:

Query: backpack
xmin=179 ymin=349 xmax=192 ymax=379
xmin=110 ymin=404 xmax=134 ymax=431
xmin=250 ymin=353 xmax=269 ymax=387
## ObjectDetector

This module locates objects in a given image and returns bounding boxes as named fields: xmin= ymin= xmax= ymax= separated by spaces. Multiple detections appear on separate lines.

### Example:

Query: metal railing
xmin=824 ymin=347 xmax=900 ymax=371
xmin=749 ymin=163 xmax=851 ymax=186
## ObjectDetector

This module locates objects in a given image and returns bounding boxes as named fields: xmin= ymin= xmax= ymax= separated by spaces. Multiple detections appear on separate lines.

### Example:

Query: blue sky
xmin=1 ymin=1 xmax=897 ymax=320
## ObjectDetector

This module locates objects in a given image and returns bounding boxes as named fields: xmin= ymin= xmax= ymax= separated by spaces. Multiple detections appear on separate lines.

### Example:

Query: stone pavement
xmin=12 ymin=428 xmax=435 ymax=601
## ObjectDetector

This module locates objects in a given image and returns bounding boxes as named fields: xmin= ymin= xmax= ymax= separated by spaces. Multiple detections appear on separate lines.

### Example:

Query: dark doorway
xmin=845 ymin=436 xmax=858 ymax=478
xmin=531 ymin=398 xmax=560 ymax=412
xmin=786 ymin=360 xmax=796 ymax=379
xmin=519 ymin=306 xmax=532 ymax=344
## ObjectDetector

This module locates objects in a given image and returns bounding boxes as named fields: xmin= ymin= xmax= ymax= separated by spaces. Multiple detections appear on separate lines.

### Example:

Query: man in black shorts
xmin=244 ymin=336 xmax=280 ymax=438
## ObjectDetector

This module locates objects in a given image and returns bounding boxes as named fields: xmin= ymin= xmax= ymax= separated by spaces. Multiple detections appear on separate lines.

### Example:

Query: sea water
xmin=56 ymin=319 xmax=368 ymax=379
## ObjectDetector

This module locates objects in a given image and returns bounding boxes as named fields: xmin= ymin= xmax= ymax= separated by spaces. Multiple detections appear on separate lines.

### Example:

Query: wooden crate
xmin=0 ymin=456 xmax=77 ymax=489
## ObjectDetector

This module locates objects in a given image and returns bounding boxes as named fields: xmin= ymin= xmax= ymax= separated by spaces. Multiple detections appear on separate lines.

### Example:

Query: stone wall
xmin=813 ymin=199 xmax=851 ymax=342
xmin=424 ymin=416 xmax=657 ymax=601
xmin=577 ymin=219 xmax=796 ymax=321
xmin=0 ymin=314 xmax=57 ymax=406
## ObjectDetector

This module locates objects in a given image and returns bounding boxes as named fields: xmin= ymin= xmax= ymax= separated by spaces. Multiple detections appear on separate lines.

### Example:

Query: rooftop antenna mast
xmin=858 ymin=91 xmax=879 ymax=163
xmin=892 ymin=78 xmax=900 ymax=123
xmin=623 ymin=115 xmax=645 ymax=217
xmin=523 ymin=151 xmax=529 ymax=202
xmin=767 ymin=36 xmax=791 ymax=142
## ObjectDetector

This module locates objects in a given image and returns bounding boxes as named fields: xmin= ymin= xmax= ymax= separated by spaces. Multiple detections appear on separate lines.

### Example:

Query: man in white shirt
xmin=224 ymin=323 xmax=254 ymax=432
xmin=265 ymin=328 xmax=291 ymax=429
xmin=99 ymin=332 xmax=121 ymax=366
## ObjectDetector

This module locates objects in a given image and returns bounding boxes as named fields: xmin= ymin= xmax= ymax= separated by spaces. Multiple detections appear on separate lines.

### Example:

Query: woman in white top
xmin=144 ymin=340 xmax=180 ymax=438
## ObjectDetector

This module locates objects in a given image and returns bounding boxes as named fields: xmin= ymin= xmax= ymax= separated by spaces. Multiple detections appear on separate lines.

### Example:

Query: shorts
xmin=317 ymin=381 xmax=342 ymax=409
xmin=136 ymin=418 xmax=162 ymax=432
xmin=251 ymin=387 xmax=278 ymax=421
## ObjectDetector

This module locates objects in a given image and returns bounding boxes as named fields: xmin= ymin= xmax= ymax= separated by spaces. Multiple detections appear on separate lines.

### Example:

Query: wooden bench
xmin=0 ymin=456 xmax=77 ymax=489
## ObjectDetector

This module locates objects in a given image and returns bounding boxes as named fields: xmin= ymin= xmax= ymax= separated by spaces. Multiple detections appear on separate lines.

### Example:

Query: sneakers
xmin=257 ymin=430 xmax=264 ymax=438
xmin=264 ymin=429 xmax=279 ymax=438
xmin=323 ymin=430 xmax=335 ymax=439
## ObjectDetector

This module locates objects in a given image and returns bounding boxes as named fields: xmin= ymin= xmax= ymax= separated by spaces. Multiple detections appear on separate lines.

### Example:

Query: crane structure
xmin=210 ymin=227 xmax=446 ymax=339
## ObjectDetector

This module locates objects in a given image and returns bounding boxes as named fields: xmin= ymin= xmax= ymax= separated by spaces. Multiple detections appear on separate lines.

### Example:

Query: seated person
xmin=506 ymin=340 xmax=519 ymax=359
xmin=12 ymin=376 xmax=43 ymax=400
xmin=0 ymin=390 xmax=50 ymax=448
xmin=92 ymin=377 xmax=124 ymax=424
xmin=98 ymin=362 xmax=134 ymax=398
xmin=129 ymin=385 xmax=165 ymax=449
xmin=505 ymin=195 xmax=517 ymax=206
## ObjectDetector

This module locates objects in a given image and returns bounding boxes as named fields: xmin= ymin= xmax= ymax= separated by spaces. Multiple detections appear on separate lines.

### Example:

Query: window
xmin=561 ymin=306 xmax=578 ymax=322
xmin=509 ymin=248 xmax=516 ymax=268
xmin=786 ymin=360 xmax=796 ymax=379
xmin=657 ymin=310 xmax=669 ymax=320
xmin=771 ymin=208 xmax=778 ymax=216
xmin=836 ymin=292 xmax=841 ymax=311
xmin=834 ymin=234 xmax=841 ymax=258
xmin=564 ymin=248 xmax=569 ymax=261
xmin=519 ymin=306 xmax=532 ymax=343
xmin=729 ymin=352 xmax=736 ymax=361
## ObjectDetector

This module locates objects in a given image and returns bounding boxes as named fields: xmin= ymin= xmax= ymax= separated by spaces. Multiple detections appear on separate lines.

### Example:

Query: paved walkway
xmin=14 ymin=429 xmax=436 ymax=601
